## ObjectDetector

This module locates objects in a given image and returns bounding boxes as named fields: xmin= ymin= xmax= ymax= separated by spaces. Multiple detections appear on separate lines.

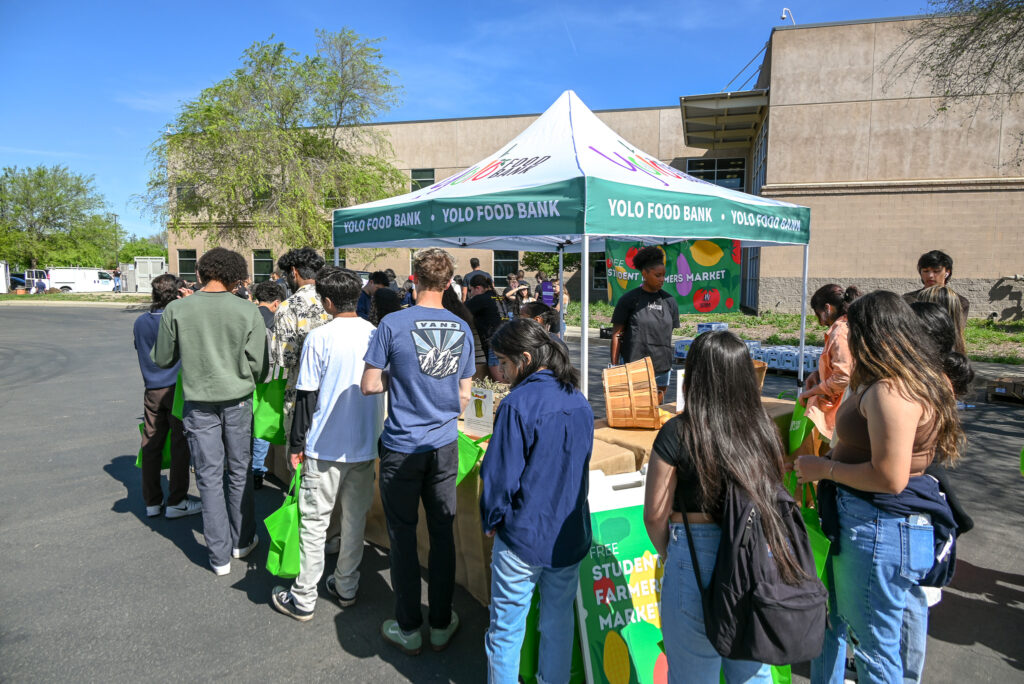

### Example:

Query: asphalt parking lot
xmin=1 ymin=304 xmax=1022 ymax=683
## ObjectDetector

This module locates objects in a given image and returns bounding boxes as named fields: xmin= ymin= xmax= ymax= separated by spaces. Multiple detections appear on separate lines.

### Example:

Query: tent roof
xmin=332 ymin=91 xmax=809 ymax=252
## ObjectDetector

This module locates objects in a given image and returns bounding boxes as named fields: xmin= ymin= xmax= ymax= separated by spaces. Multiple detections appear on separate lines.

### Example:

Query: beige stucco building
xmin=168 ymin=15 xmax=1024 ymax=319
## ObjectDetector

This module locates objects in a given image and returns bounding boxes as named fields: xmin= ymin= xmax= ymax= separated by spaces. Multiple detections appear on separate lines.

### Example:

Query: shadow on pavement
xmin=929 ymin=559 xmax=1024 ymax=671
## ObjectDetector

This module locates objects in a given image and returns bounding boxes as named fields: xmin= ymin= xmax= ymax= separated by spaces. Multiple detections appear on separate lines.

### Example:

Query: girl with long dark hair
xmin=442 ymin=285 xmax=488 ymax=378
xmin=480 ymin=318 xmax=593 ymax=684
xmin=644 ymin=331 xmax=800 ymax=682
xmin=800 ymin=284 xmax=860 ymax=444
xmin=795 ymin=291 xmax=964 ymax=682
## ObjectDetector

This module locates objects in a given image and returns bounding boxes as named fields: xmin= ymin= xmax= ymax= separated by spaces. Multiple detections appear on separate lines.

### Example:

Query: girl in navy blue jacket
xmin=480 ymin=318 xmax=594 ymax=684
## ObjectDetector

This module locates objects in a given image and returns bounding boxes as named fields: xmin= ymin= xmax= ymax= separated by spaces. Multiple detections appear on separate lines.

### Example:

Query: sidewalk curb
xmin=0 ymin=300 xmax=149 ymax=310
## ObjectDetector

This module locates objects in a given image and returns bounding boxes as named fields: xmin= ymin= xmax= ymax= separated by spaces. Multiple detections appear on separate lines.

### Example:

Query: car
xmin=9 ymin=275 xmax=27 ymax=289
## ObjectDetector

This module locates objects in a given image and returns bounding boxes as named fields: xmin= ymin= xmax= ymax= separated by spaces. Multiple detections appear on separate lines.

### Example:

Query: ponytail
xmin=811 ymin=283 xmax=862 ymax=317
xmin=490 ymin=318 xmax=580 ymax=390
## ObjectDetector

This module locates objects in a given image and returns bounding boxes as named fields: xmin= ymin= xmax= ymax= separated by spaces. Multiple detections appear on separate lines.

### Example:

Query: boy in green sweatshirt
xmin=152 ymin=247 xmax=269 ymax=575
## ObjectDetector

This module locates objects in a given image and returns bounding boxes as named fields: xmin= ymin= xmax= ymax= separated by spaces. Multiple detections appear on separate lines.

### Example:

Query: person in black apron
xmin=610 ymin=246 xmax=679 ymax=403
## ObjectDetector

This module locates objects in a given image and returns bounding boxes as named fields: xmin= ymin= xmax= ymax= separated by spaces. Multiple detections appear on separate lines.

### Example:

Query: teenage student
xmin=269 ymin=267 xmax=385 ymax=621
xmin=480 ymin=318 xmax=593 ymax=683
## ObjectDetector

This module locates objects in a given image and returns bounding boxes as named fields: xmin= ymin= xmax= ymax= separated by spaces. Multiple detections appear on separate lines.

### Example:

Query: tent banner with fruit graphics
xmin=604 ymin=238 xmax=741 ymax=315
xmin=333 ymin=91 xmax=809 ymax=251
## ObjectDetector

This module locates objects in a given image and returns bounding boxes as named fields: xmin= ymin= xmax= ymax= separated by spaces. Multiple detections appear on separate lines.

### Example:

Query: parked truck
xmin=49 ymin=267 xmax=116 ymax=293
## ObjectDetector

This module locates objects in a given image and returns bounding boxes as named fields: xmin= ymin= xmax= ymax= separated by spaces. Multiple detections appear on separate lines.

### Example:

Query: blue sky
xmin=0 ymin=0 xmax=929 ymax=239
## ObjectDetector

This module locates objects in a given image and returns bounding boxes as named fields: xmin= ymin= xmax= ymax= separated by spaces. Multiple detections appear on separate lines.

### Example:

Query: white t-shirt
xmin=295 ymin=316 xmax=385 ymax=462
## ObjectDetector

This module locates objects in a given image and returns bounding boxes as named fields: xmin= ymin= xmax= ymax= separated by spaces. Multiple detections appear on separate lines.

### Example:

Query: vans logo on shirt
xmin=412 ymin=321 xmax=465 ymax=379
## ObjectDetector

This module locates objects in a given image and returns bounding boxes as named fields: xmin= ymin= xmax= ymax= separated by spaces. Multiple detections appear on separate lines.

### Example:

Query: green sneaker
xmin=429 ymin=610 xmax=460 ymax=652
xmin=381 ymin=619 xmax=422 ymax=656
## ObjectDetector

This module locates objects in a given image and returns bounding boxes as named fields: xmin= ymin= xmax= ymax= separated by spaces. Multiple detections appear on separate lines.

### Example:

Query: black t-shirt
xmin=652 ymin=416 xmax=703 ymax=514
xmin=259 ymin=305 xmax=275 ymax=329
xmin=467 ymin=292 xmax=504 ymax=343
xmin=611 ymin=287 xmax=680 ymax=374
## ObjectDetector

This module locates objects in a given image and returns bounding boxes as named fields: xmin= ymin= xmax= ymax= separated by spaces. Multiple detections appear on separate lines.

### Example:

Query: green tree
xmin=0 ymin=165 xmax=113 ymax=267
xmin=521 ymin=251 xmax=582 ymax=277
xmin=141 ymin=29 xmax=408 ymax=250
xmin=884 ymin=1 xmax=1024 ymax=166
xmin=118 ymin=235 xmax=168 ymax=264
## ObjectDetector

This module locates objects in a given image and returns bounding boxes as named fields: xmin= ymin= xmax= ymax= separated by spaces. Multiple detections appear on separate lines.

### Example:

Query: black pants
xmin=378 ymin=439 xmax=458 ymax=632
xmin=141 ymin=386 xmax=191 ymax=507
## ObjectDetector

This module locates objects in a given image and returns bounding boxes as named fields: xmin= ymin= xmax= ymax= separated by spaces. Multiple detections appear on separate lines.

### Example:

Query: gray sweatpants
xmin=290 ymin=457 xmax=376 ymax=611
xmin=183 ymin=398 xmax=256 ymax=568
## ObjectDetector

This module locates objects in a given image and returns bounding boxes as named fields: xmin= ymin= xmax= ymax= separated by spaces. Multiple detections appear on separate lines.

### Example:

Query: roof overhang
xmin=679 ymin=89 xmax=768 ymax=151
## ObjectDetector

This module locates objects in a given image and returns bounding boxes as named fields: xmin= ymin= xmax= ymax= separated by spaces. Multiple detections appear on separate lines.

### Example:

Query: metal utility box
xmin=125 ymin=256 xmax=168 ymax=293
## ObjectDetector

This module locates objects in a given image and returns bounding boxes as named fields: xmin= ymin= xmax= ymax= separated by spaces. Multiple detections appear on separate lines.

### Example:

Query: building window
xmin=411 ymin=169 xmax=434 ymax=192
xmin=178 ymin=249 xmax=197 ymax=282
xmin=592 ymin=257 xmax=608 ymax=291
xmin=686 ymin=158 xmax=745 ymax=191
xmin=492 ymin=251 xmax=518 ymax=287
xmin=751 ymin=116 xmax=769 ymax=196
xmin=253 ymin=250 xmax=274 ymax=283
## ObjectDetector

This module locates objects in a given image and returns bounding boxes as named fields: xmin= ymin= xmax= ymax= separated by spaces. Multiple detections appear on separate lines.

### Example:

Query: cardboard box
xmin=590 ymin=439 xmax=639 ymax=475
xmin=988 ymin=376 xmax=1024 ymax=402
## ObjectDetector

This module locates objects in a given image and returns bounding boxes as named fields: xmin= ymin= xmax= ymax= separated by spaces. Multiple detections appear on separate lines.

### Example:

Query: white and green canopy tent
xmin=333 ymin=90 xmax=812 ymax=394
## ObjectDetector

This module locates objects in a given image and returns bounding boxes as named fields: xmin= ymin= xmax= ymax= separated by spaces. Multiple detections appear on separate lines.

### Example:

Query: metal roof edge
xmin=771 ymin=14 xmax=929 ymax=33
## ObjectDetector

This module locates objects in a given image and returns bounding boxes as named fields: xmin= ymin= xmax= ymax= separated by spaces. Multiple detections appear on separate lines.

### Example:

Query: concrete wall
xmin=760 ymin=18 xmax=1024 ymax=318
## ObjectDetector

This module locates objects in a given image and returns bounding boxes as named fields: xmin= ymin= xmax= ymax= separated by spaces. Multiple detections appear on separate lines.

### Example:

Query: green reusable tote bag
xmin=456 ymin=431 xmax=490 ymax=486
xmin=171 ymin=371 xmax=185 ymax=421
xmin=265 ymin=464 xmax=302 ymax=578
xmin=135 ymin=423 xmax=172 ymax=469
xmin=785 ymin=472 xmax=831 ymax=589
xmin=787 ymin=399 xmax=815 ymax=455
xmin=253 ymin=370 xmax=287 ymax=445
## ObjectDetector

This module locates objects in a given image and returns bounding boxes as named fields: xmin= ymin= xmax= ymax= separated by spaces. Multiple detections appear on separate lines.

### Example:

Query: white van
xmin=49 ymin=267 xmax=116 ymax=293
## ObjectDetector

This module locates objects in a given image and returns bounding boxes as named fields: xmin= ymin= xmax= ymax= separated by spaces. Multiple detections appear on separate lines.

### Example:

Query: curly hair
xmin=277 ymin=247 xmax=325 ymax=280
xmin=196 ymin=247 xmax=248 ymax=287
xmin=633 ymin=245 xmax=665 ymax=272
xmin=252 ymin=280 xmax=285 ymax=304
xmin=150 ymin=273 xmax=182 ymax=312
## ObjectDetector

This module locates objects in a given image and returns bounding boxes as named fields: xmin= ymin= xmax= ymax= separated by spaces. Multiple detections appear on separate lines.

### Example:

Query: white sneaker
xmin=325 ymin=536 xmax=341 ymax=555
xmin=232 ymin=533 xmax=259 ymax=559
xmin=212 ymin=561 xmax=231 ymax=576
xmin=146 ymin=505 xmax=162 ymax=518
xmin=166 ymin=499 xmax=202 ymax=519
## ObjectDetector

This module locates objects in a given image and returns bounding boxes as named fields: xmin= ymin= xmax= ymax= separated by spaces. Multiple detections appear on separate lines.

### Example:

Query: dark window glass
xmin=492 ymin=251 xmax=518 ymax=288
xmin=253 ymin=250 xmax=274 ymax=283
xmin=411 ymin=169 xmax=434 ymax=192
xmin=178 ymin=249 xmax=197 ymax=282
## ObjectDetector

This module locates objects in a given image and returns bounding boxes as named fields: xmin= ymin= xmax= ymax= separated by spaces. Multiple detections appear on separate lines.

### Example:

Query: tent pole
xmin=797 ymin=243 xmax=809 ymax=388
xmin=581 ymin=237 xmax=590 ymax=399
xmin=558 ymin=245 xmax=565 ymax=339
xmin=333 ymin=247 xmax=340 ymax=267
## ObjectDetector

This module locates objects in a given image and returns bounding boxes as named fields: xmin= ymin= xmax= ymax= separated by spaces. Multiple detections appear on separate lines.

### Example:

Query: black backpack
xmin=682 ymin=481 xmax=827 ymax=665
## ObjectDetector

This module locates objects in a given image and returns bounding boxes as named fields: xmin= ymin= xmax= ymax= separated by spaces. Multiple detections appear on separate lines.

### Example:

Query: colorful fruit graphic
xmin=625 ymin=247 xmax=638 ymax=269
xmin=615 ymin=265 xmax=629 ymax=289
xmin=603 ymin=630 xmax=631 ymax=684
xmin=653 ymin=653 xmax=668 ymax=684
xmin=732 ymin=240 xmax=741 ymax=264
xmin=694 ymin=288 xmax=720 ymax=313
xmin=606 ymin=258 xmax=613 ymax=268
xmin=593 ymin=577 xmax=616 ymax=605
xmin=726 ymin=297 xmax=734 ymax=309
xmin=675 ymin=253 xmax=693 ymax=297
xmin=691 ymin=240 xmax=724 ymax=267
xmin=656 ymin=245 xmax=667 ymax=268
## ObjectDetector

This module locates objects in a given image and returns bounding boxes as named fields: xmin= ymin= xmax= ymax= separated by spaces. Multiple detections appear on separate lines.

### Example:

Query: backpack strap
xmin=680 ymin=514 xmax=711 ymax=610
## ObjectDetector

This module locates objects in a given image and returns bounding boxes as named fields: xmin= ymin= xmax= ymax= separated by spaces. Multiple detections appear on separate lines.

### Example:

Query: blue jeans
xmin=810 ymin=557 xmax=848 ymax=684
xmin=485 ymin=536 xmax=580 ymax=684
xmin=832 ymin=489 xmax=934 ymax=682
xmin=901 ymin=585 xmax=929 ymax=683
xmin=252 ymin=437 xmax=269 ymax=474
xmin=661 ymin=523 xmax=772 ymax=684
